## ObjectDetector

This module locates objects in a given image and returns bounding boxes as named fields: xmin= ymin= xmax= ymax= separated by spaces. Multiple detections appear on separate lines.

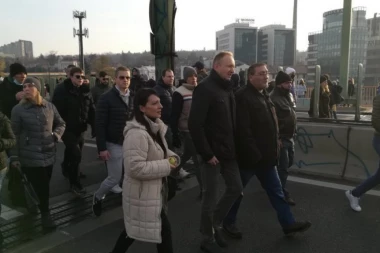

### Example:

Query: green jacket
xmin=0 ymin=112 xmax=16 ymax=170
xmin=372 ymin=95 xmax=380 ymax=136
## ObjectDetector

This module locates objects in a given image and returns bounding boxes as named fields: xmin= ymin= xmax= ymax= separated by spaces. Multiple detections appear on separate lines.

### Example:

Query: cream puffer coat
xmin=122 ymin=117 xmax=179 ymax=243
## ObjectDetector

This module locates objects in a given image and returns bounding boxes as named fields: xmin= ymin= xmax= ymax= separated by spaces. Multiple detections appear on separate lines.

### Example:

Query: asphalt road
xmin=43 ymin=176 xmax=380 ymax=253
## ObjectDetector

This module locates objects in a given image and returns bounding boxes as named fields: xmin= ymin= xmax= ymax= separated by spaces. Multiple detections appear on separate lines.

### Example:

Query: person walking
xmin=10 ymin=77 xmax=66 ymax=228
xmin=109 ymin=88 xmax=179 ymax=253
xmin=189 ymin=51 xmax=243 ymax=252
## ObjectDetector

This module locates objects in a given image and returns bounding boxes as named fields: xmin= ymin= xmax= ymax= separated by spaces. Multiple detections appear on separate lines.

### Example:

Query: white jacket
xmin=122 ymin=117 xmax=179 ymax=243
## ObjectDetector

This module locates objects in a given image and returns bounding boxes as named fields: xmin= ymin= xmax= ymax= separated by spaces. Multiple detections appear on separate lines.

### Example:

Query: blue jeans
xmin=278 ymin=138 xmax=295 ymax=197
xmin=224 ymin=166 xmax=295 ymax=228
xmin=352 ymin=135 xmax=380 ymax=197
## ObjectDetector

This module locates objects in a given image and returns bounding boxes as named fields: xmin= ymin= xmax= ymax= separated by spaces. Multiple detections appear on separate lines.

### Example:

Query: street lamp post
xmin=73 ymin=11 xmax=89 ymax=71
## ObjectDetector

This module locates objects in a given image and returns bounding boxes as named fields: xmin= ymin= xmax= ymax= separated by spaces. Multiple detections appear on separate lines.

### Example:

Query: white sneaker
xmin=178 ymin=168 xmax=190 ymax=179
xmin=111 ymin=185 xmax=122 ymax=194
xmin=345 ymin=190 xmax=362 ymax=212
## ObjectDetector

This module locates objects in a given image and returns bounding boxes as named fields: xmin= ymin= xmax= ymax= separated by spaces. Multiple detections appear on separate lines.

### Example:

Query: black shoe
xmin=214 ymin=227 xmax=228 ymax=248
xmin=285 ymin=196 xmax=296 ymax=206
xmin=283 ymin=221 xmax=312 ymax=236
xmin=92 ymin=194 xmax=103 ymax=217
xmin=223 ymin=223 xmax=242 ymax=239
xmin=79 ymin=172 xmax=87 ymax=179
xmin=200 ymin=240 xmax=224 ymax=253
xmin=41 ymin=213 xmax=57 ymax=229
xmin=71 ymin=183 xmax=86 ymax=197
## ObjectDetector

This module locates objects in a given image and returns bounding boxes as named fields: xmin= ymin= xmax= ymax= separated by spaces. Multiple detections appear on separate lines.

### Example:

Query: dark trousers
xmin=111 ymin=211 xmax=173 ymax=253
xmin=278 ymin=138 xmax=295 ymax=197
xmin=22 ymin=165 xmax=53 ymax=213
xmin=62 ymin=132 xmax=84 ymax=186
xmin=224 ymin=166 xmax=295 ymax=227
xmin=200 ymin=159 xmax=243 ymax=239
xmin=178 ymin=132 xmax=202 ymax=189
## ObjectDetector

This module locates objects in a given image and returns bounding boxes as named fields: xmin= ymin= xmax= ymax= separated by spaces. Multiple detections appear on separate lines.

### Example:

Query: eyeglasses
xmin=118 ymin=76 xmax=131 ymax=80
xmin=75 ymin=75 xmax=85 ymax=80
xmin=23 ymin=83 xmax=36 ymax=89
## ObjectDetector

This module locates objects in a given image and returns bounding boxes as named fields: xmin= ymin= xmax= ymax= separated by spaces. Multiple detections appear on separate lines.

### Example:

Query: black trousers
xmin=22 ymin=165 xmax=53 ymax=213
xmin=111 ymin=211 xmax=173 ymax=253
xmin=61 ymin=132 xmax=84 ymax=186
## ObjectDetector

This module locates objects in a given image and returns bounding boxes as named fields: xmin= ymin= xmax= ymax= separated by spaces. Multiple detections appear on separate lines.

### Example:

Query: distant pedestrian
xmin=91 ymin=71 xmax=111 ymax=107
xmin=193 ymin=61 xmax=208 ymax=83
xmin=308 ymin=76 xmax=331 ymax=118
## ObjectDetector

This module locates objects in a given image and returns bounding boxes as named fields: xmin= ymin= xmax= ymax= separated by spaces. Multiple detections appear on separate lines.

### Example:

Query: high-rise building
xmin=306 ymin=7 xmax=367 ymax=85
xmin=216 ymin=21 xmax=258 ymax=65
xmin=258 ymin=25 xmax=295 ymax=67
xmin=0 ymin=40 xmax=34 ymax=59
xmin=366 ymin=13 xmax=380 ymax=85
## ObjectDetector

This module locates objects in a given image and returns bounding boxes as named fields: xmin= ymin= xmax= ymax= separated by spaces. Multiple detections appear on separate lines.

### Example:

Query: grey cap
xmin=183 ymin=66 xmax=197 ymax=81
xmin=23 ymin=77 xmax=41 ymax=92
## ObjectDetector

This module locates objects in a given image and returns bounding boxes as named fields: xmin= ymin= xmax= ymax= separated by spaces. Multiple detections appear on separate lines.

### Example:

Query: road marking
xmin=0 ymin=204 xmax=24 ymax=220
xmin=288 ymin=176 xmax=380 ymax=197
xmin=84 ymin=143 xmax=97 ymax=148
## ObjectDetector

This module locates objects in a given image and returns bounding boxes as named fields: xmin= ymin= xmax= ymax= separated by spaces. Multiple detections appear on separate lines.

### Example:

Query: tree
xmin=46 ymin=51 xmax=58 ymax=67
xmin=94 ymin=55 xmax=110 ymax=73
xmin=0 ymin=57 xmax=5 ymax=76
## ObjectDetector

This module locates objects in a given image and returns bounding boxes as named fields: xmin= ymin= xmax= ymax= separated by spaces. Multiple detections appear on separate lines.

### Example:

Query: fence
xmin=306 ymin=86 xmax=377 ymax=106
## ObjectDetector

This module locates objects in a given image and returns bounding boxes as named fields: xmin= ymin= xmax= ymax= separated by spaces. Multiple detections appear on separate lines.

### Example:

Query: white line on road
xmin=288 ymin=176 xmax=380 ymax=197
xmin=84 ymin=143 xmax=97 ymax=148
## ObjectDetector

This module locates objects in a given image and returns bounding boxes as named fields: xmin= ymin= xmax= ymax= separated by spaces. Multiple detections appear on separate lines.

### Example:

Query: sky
xmin=1 ymin=0 xmax=379 ymax=56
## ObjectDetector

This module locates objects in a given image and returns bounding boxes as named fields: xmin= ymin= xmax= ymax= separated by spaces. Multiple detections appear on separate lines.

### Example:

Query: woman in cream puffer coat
xmin=109 ymin=88 xmax=179 ymax=253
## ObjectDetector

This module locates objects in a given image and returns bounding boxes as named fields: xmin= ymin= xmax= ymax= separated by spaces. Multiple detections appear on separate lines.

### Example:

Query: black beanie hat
xmin=275 ymin=71 xmax=292 ymax=86
xmin=10 ymin=63 xmax=27 ymax=77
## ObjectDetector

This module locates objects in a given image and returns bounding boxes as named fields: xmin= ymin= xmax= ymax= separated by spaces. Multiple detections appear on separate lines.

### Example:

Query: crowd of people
xmin=0 ymin=52 xmax=379 ymax=252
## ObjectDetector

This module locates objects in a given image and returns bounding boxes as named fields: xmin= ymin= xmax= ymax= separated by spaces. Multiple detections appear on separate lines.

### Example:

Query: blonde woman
xmin=308 ymin=76 xmax=331 ymax=118
xmin=10 ymin=77 xmax=66 ymax=228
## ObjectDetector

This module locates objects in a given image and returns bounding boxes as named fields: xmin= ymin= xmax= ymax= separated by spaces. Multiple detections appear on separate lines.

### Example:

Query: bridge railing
xmin=306 ymin=86 xmax=377 ymax=106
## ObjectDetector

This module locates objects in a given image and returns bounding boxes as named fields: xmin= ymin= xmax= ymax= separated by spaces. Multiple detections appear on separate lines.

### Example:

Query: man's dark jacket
xmin=95 ymin=87 xmax=133 ymax=152
xmin=52 ymin=78 xmax=95 ymax=135
xmin=235 ymin=83 xmax=279 ymax=169
xmin=153 ymin=80 xmax=174 ymax=125
xmin=0 ymin=77 xmax=23 ymax=119
xmin=270 ymin=87 xmax=297 ymax=139
xmin=91 ymin=82 xmax=111 ymax=107
xmin=188 ymin=69 xmax=236 ymax=162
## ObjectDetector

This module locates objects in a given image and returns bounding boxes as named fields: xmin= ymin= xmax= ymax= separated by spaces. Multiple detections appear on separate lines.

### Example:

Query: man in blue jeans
xmin=346 ymin=92 xmax=380 ymax=212
xmin=270 ymin=71 xmax=297 ymax=205
xmin=223 ymin=63 xmax=311 ymax=239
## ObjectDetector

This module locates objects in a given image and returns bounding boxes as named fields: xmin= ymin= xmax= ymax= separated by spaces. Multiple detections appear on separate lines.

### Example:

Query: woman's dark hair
xmin=132 ymin=88 xmax=167 ymax=156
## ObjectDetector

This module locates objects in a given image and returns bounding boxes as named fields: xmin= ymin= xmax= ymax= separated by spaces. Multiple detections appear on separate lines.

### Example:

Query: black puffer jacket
xmin=270 ymin=87 xmax=297 ymax=139
xmin=235 ymin=84 xmax=279 ymax=169
xmin=0 ymin=112 xmax=16 ymax=170
xmin=153 ymin=80 xmax=174 ymax=125
xmin=91 ymin=82 xmax=111 ymax=107
xmin=188 ymin=70 xmax=236 ymax=162
xmin=52 ymin=79 xmax=95 ymax=135
xmin=0 ymin=77 xmax=23 ymax=119
xmin=95 ymin=87 xmax=134 ymax=152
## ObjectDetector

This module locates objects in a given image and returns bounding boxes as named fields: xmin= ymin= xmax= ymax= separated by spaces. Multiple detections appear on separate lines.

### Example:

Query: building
xmin=365 ymin=13 xmax=380 ymax=85
xmin=258 ymin=25 xmax=295 ymax=67
xmin=216 ymin=20 xmax=258 ymax=65
xmin=0 ymin=40 xmax=34 ymax=59
xmin=306 ymin=7 xmax=368 ymax=85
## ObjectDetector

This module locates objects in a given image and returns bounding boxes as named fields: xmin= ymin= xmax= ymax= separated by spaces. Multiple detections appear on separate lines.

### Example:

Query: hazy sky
xmin=1 ymin=0 xmax=379 ymax=56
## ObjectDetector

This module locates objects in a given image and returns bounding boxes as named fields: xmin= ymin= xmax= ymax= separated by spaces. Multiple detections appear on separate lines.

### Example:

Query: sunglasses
xmin=23 ymin=83 xmax=36 ymax=89
xmin=118 ymin=76 xmax=131 ymax=80
xmin=75 ymin=75 xmax=86 ymax=80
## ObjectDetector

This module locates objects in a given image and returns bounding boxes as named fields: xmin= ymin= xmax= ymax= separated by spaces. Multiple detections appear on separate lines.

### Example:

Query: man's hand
xmin=207 ymin=156 xmax=219 ymax=166
xmin=15 ymin=91 xmax=25 ymax=101
xmin=99 ymin=150 xmax=111 ymax=161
